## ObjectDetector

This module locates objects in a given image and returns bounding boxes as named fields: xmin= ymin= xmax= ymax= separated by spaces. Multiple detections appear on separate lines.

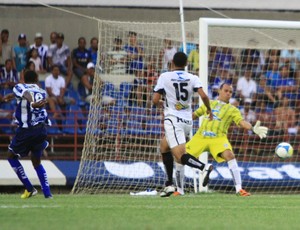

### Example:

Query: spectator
xmin=256 ymin=76 xmax=277 ymax=108
xmin=274 ymin=97 xmax=298 ymax=135
xmin=213 ymin=47 xmax=235 ymax=71
xmin=280 ymin=39 xmax=300 ymax=77
xmin=88 ymin=37 xmax=98 ymax=65
xmin=30 ymin=32 xmax=48 ymax=70
xmin=45 ymin=65 xmax=74 ymax=118
xmin=240 ymin=98 xmax=256 ymax=125
xmin=240 ymin=39 xmax=265 ymax=69
xmin=179 ymin=31 xmax=196 ymax=56
xmin=145 ymin=56 xmax=159 ymax=88
xmin=106 ymin=37 xmax=127 ymax=74
xmin=49 ymin=31 xmax=57 ymax=47
xmin=264 ymin=59 xmax=280 ymax=89
xmin=47 ymin=33 xmax=72 ymax=86
xmin=12 ymin=33 xmax=29 ymax=73
xmin=19 ymin=61 xmax=36 ymax=83
xmin=236 ymin=66 xmax=257 ymax=105
xmin=158 ymin=37 xmax=177 ymax=73
xmin=211 ymin=64 xmax=232 ymax=99
xmin=79 ymin=62 xmax=115 ymax=106
xmin=29 ymin=48 xmax=45 ymax=73
xmin=188 ymin=44 xmax=199 ymax=74
xmin=128 ymin=69 xmax=148 ymax=107
xmin=275 ymin=65 xmax=298 ymax=106
xmin=0 ymin=59 xmax=18 ymax=90
xmin=256 ymin=100 xmax=276 ymax=132
xmin=0 ymin=29 xmax=13 ymax=67
xmin=124 ymin=31 xmax=144 ymax=74
xmin=80 ymin=62 xmax=95 ymax=103
xmin=72 ymin=37 xmax=91 ymax=79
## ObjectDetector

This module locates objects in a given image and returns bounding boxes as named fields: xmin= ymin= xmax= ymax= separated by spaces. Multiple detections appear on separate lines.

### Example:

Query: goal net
xmin=72 ymin=18 xmax=300 ymax=194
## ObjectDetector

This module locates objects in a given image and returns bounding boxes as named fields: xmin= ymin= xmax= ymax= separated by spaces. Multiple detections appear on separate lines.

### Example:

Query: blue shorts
xmin=9 ymin=124 xmax=48 ymax=158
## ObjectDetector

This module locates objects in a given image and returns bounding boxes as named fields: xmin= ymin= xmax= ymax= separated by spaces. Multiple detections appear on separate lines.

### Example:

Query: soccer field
xmin=0 ymin=193 xmax=299 ymax=230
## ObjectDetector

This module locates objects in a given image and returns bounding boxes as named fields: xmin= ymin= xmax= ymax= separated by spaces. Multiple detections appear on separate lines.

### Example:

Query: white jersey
xmin=154 ymin=70 xmax=202 ymax=120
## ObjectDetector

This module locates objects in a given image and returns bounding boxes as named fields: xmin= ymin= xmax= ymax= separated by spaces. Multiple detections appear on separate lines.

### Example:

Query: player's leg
xmin=7 ymin=153 xmax=37 ymax=198
xmin=164 ymin=118 xmax=206 ymax=171
xmin=174 ymin=162 xmax=185 ymax=195
xmin=160 ymin=137 xmax=175 ymax=197
xmin=160 ymin=137 xmax=173 ymax=187
xmin=221 ymin=150 xmax=250 ymax=196
xmin=31 ymin=138 xmax=52 ymax=198
xmin=186 ymin=135 xmax=213 ymax=187
xmin=7 ymin=130 xmax=37 ymax=198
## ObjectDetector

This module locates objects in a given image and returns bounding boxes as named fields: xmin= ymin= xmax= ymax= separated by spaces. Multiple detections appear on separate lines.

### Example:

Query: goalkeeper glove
xmin=252 ymin=121 xmax=268 ymax=139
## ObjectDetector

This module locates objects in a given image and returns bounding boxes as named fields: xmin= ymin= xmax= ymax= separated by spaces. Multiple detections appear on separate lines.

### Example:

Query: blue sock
xmin=8 ymin=158 xmax=34 ymax=192
xmin=35 ymin=164 xmax=52 ymax=198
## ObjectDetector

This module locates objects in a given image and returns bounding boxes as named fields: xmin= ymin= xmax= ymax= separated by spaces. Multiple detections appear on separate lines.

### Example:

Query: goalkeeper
xmin=186 ymin=83 xmax=268 ymax=196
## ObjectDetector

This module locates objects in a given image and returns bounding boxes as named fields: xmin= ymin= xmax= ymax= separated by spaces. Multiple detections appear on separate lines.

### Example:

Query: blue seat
xmin=47 ymin=118 xmax=62 ymax=135
xmin=65 ymin=88 xmax=86 ymax=107
xmin=102 ymin=82 xmax=116 ymax=98
xmin=119 ymin=82 xmax=132 ymax=98
xmin=62 ymin=104 xmax=86 ymax=134
xmin=0 ymin=118 xmax=14 ymax=134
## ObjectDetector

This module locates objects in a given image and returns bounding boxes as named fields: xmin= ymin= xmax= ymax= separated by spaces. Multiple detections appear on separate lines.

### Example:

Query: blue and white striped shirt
xmin=13 ymin=83 xmax=51 ymax=128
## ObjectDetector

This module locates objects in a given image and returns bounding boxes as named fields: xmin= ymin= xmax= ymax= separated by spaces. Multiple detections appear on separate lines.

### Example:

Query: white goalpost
xmin=72 ymin=17 xmax=300 ymax=194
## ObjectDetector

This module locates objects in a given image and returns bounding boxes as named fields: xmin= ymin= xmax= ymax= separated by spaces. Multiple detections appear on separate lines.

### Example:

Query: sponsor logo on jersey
xmin=175 ymin=102 xmax=189 ymax=110
xmin=202 ymin=131 xmax=217 ymax=137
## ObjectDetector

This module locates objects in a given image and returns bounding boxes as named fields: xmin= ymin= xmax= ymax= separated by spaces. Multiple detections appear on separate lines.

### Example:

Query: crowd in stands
xmin=0 ymin=28 xmax=299 ymax=138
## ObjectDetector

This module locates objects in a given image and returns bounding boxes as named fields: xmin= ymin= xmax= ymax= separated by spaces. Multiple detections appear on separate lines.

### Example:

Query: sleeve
xmin=61 ymin=77 xmax=66 ymax=88
xmin=193 ymin=75 xmax=203 ymax=92
xmin=65 ymin=46 xmax=71 ymax=57
xmin=153 ymin=75 xmax=165 ymax=94
xmin=13 ymin=83 xmax=27 ymax=98
xmin=47 ymin=46 xmax=53 ymax=57
xmin=45 ymin=77 xmax=51 ymax=88
xmin=232 ymin=107 xmax=244 ymax=126
xmin=12 ymin=46 xmax=16 ymax=58
xmin=194 ymin=104 xmax=206 ymax=117
xmin=236 ymin=78 xmax=242 ymax=91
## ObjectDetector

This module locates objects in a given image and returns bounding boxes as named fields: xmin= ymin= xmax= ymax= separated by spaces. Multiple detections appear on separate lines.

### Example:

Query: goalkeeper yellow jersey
xmin=194 ymin=100 xmax=243 ymax=138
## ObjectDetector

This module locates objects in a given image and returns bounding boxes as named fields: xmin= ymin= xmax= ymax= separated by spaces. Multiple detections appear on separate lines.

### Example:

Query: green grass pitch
xmin=0 ymin=193 xmax=299 ymax=230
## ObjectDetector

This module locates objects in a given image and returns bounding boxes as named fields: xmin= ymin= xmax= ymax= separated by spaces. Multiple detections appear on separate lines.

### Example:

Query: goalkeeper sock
xmin=175 ymin=162 xmax=185 ymax=195
xmin=162 ymin=151 xmax=174 ymax=186
xmin=181 ymin=154 xmax=205 ymax=171
xmin=227 ymin=159 xmax=242 ymax=192
xmin=8 ymin=158 xmax=34 ymax=192
xmin=35 ymin=164 xmax=52 ymax=198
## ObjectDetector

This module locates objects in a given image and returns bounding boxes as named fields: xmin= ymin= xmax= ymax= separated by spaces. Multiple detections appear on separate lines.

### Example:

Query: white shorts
xmin=164 ymin=115 xmax=192 ymax=149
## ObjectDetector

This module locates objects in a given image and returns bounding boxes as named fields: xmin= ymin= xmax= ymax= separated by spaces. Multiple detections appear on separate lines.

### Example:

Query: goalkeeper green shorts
xmin=186 ymin=136 xmax=233 ymax=163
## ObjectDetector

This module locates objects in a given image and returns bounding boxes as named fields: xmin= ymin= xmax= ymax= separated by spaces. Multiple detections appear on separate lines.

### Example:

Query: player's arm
xmin=23 ymin=91 xmax=46 ymax=109
xmin=239 ymin=120 xmax=268 ymax=139
xmin=197 ymin=87 xmax=213 ymax=120
xmin=152 ymin=92 xmax=163 ymax=108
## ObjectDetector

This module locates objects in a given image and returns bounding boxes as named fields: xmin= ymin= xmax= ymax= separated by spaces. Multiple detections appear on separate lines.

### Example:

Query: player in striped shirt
xmin=186 ymin=83 xmax=268 ymax=196
xmin=4 ymin=70 xmax=52 ymax=199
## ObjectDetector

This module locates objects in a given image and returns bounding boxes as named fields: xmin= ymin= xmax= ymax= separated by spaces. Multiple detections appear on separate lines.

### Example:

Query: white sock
xmin=227 ymin=159 xmax=242 ymax=193
xmin=175 ymin=162 xmax=185 ymax=195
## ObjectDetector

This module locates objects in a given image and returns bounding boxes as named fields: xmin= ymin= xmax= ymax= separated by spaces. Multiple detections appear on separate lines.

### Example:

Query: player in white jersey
xmin=153 ymin=52 xmax=214 ymax=196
